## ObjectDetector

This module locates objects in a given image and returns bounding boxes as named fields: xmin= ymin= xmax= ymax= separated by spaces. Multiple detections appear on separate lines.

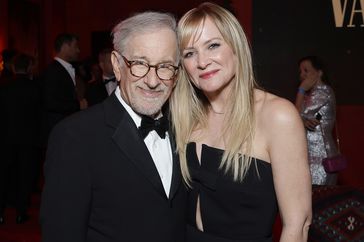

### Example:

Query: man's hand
xmin=80 ymin=98 xmax=88 ymax=110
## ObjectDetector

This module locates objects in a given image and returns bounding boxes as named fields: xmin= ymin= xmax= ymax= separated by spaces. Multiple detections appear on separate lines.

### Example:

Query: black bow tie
xmin=103 ymin=77 xmax=116 ymax=85
xmin=139 ymin=115 xmax=169 ymax=139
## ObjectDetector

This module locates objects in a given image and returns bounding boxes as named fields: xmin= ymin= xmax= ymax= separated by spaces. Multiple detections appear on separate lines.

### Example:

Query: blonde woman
xmin=170 ymin=2 xmax=312 ymax=242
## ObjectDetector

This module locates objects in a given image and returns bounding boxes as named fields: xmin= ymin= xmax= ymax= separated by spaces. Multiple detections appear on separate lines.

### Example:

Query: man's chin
xmin=132 ymin=104 xmax=163 ymax=117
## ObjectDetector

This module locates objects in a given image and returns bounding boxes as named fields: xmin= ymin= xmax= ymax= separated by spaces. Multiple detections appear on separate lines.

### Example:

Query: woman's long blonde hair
xmin=170 ymin=2 xmax=258 ymax=186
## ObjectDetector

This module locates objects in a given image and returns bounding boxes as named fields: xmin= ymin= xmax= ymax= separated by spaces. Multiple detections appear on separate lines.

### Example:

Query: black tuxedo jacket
xmin=41 ymin=60 xmax=80 ymax=144
xmin=85 ymin=80 xmax=108 ymax=107
xmin=0 ymin=74 xmax=41 ymax=146
xmin=40 ymin=94 xmax=187 ymax=242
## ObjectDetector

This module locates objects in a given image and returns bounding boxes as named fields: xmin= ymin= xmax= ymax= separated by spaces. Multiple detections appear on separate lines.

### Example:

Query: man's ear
xmin=111 ymin=51 xmax=121 ymax=81
xmin=99 ymin=62 xmax=105 ymax=72
xmin=61 ymin=42 xmax=70 ymax=53
xmin=172 ymin=75 xmax=178 ymax=88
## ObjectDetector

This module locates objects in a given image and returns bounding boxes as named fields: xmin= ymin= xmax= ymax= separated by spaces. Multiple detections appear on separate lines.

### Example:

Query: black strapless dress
xmin=186 ymin=142 xmax=278 ymax=242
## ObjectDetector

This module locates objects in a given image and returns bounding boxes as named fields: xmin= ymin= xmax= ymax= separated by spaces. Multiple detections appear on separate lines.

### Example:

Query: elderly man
xmin=40 ymin=11 xmax=186 ymax=242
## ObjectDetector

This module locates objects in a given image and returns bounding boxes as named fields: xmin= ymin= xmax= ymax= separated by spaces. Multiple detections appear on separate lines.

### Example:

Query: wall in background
xmin=252 ymin=0 xmax=364 ymax=104
xmin=252 ymin=0 xmax=364 ymax=186
xmin=1 ymin=0 xmax=249 ymax=68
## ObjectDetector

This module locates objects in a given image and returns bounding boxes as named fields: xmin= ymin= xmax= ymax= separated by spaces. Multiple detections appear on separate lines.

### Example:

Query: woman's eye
xmin=209 ymin=43 xmax=220 ymax=49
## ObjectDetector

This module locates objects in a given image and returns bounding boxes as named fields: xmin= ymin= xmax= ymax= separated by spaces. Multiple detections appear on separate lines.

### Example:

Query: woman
xmin=170 ymin=2 xmax=312 ymax=242
xmin=295 ymin=56 xmax=338 ymax=185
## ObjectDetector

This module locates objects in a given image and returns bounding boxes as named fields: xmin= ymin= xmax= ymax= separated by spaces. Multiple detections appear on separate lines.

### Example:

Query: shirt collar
xmin=54 ymin=57 xmax=73 ymax=69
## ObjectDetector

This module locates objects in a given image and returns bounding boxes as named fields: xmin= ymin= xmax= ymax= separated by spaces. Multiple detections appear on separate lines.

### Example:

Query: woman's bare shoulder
xmin=254 ymin=89 xmax=301 ymax=127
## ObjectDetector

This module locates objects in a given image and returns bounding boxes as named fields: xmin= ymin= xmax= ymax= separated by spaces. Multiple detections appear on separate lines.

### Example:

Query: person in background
xmin=295 ymin=55 xmax=338 ymax=185
xmin=170 ymin=2 xmax=312 ymax=241
xmin=41 ymin=33 xmax=87 ymax=145
xmin=100 ymin=48 xmax=117 ymax=95
xmin=0 ymin=53 xmax=41 ymax=224
xmin=85 ymin=48 xmax=116 ymax=106
xmin=0 ymin=49 xmax=17 ymax=85
xmin=41 ymin=11 xmax=186 ymax=242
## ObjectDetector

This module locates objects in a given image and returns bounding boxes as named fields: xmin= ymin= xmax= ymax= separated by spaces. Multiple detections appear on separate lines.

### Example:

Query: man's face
xmin=64 ymin=39 xmax=80 ymax=62
xmin=112 ymin=28 xmax=178 ymax=117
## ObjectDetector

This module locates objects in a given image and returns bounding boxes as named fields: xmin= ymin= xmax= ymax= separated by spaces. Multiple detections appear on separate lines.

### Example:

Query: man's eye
xmin=183 ymin=52 xmax=194 ymax=58
xmin=158 ymin=63 xmax=174 ymax=69
xmin=133 ymin=60 xmax=147 ymax=66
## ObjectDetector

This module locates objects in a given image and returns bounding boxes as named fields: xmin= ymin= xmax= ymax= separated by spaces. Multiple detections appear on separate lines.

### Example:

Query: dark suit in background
xmin=0 ymin=73 xmax=41 ymax=219
xmin=41 ymin=60 xmax=80 ymax=145
xmin=85 ymin=48 xmax=116 ymax=107
xmin=84 ymin=79 xmax=108 ymax=106
xmin=40 ymin=33 xmax=82 ymax=145
xmin=0 ymin=49 xmax=17 ymax=86
xmin=0 ymin=68 xmax=13 ymax=86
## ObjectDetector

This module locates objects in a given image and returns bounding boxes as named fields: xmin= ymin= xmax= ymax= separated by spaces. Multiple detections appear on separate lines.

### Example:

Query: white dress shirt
xmin=115 ymin=87 xmax=173 ymax=197
xmin=54 ymin=57 xmax=76 ymax=85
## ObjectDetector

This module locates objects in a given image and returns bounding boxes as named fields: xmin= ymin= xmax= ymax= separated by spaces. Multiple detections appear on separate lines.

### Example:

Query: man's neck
xmin=55 ymin=54 xmax=70 ymax=63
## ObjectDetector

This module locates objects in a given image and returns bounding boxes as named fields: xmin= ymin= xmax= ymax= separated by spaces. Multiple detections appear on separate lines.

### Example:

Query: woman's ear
xmin=111 ymin=51 xmax=121 ymax=81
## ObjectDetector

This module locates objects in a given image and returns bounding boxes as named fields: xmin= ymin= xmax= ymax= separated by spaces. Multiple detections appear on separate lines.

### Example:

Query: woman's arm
xmin=294 ymin=87 xmax=306 ymax=113
xmin=266 ymin=98 xmax=312 ymax=242
xmin=295 ymin=74 xmax=319 ymax=111
xmin=295 ymin=78 xmax=323 ymax=131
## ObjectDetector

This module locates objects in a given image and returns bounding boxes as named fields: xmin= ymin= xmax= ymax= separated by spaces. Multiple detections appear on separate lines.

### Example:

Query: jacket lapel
xmin=168 ymin=132 xmax=182 ymax=201
xmin=103 ymin=94 xmax=166 ymax=198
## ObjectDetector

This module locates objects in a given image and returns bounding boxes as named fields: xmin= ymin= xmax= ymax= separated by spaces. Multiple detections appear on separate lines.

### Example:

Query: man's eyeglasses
xmin=121 ymin=55 xmax=179 ymax=81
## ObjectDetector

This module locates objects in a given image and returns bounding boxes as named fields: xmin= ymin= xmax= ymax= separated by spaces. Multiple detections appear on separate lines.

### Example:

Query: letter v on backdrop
xmin=332 ymin=0 xmax=364 ymax=27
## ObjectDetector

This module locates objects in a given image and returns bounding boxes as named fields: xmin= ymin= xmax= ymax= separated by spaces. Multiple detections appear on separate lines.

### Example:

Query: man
xmin=85 ymin=48 xmax=116 ymax=106
xmin=0 ymin=49 xmax=17 ymax=86
xmin=41 ymin=33 xmax=87 ymax=145
xmin=100 ymin=48 xmax=117 ymax=96
xmin=0 ymin=54 xmax=41 ymax=224
xmin=41 ymin=12 xmax=186 ymax=242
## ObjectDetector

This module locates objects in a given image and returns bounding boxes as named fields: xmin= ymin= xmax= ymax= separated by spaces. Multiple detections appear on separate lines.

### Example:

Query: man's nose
xmin=144 ymin=67 xmax=161 ymax=88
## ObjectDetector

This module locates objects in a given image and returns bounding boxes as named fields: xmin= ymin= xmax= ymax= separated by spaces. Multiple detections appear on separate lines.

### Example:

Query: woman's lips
xmin=199 ymin=70 xmax=219 ymax=79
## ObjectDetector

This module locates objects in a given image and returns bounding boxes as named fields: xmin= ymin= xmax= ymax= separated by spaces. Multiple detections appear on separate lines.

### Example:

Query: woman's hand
xmin=303 ymin=118 xmax=320 ymax=131
xmin=299 ymin=77 xmax=318 ymax=91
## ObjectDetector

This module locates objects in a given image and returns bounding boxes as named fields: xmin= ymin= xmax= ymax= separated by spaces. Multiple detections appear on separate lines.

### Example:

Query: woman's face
xmin=299 ymin=60 xmax=321 ymax=82
xmin=181 ymin=17 xmax=237 ymax=97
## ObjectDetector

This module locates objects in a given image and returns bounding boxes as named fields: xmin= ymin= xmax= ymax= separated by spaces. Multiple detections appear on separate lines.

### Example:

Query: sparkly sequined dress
xmin=300 ymin=84 xmax=338 ymax=185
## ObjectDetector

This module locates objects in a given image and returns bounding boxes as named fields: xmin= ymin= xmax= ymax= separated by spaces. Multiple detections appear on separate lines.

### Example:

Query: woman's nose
xmin=197 ymin=52 xmax=211 ymax=70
